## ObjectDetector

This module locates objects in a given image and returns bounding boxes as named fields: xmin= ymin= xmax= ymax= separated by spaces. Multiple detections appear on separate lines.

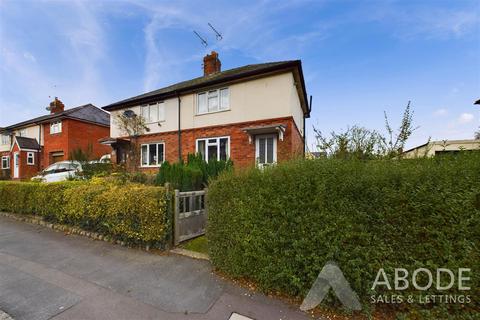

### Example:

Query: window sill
xmin=27 ymin=163 xmax=35 ymax=166
xmin=140 ymin=165 xmax=162 ymax=168
xmin=145 ymin=120 xmax=166 ymax=125
xmin=196 ymin=109 xmax=230 ymax=117
xmin=50 ymin=132 xmax=62 ymax=135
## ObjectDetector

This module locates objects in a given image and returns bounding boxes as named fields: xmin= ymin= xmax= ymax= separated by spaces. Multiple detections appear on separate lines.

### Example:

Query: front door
xmin=255 ymin=134 xmax=277 ymax=168
xmin=13 ymin=152 xmax=19 ymax=178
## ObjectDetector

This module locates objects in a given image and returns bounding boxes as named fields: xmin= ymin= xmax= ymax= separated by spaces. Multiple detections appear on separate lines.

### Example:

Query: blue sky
xmin=0 ymin=0 xmax=479 ymax=149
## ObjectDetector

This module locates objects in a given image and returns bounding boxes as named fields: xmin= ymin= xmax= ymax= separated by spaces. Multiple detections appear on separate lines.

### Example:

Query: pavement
xmin=0 ymin=215 xmax=311 ymax=320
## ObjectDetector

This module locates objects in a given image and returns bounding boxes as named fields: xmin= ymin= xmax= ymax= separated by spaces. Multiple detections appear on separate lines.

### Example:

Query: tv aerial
xmin=208 ymin=23 xmax=223 ymax=40
xmin=193 ymin=31 xmax=208 ymax=47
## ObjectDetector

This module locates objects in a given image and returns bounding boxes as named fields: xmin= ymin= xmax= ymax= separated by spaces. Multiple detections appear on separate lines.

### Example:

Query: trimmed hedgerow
xmin=207 ymin=153 xmax=480 ymax=318
xmin=0 ymin=179 xmax=170 ymax=248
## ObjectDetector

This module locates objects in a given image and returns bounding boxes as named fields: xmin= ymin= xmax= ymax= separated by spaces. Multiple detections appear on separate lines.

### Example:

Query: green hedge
xmin=156 ymin=153 xmax=233 ymax=191
xmin=207 ymin=153 xmax=480 ymax=318
xmin=0 ymin=179 xmax=171 ymax=247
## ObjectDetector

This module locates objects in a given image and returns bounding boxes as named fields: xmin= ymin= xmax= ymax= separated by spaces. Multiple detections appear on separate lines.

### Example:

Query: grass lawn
xmin=180 ymin=236 xmax=208 ymax=255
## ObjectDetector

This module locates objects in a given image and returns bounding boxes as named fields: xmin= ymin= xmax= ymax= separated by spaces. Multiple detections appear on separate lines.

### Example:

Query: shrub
xmin=0 ymin=180 xmax=170 ymax=248
xmin=156 ymin=153 xmax=233 ymax=191
xmin=207 ymin=153 xmax=480 ymax=318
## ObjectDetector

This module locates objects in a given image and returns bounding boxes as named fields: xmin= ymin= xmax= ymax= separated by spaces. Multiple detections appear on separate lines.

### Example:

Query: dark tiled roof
xmin=104 ymin=60 xmax=308 ymax=112
xmin=15 ymin=136 xmax=40 ymax=150
xmin=2 ymin=104 xmax=110 ymax=131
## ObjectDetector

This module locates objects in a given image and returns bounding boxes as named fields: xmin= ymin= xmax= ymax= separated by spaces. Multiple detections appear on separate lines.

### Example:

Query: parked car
xmin=31 ymin=161 xmax=83 ymax=182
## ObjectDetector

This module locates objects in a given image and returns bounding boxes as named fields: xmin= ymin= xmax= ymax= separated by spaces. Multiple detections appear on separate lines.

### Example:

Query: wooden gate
xmin=173 ymin=189 xmax=207 ymax=246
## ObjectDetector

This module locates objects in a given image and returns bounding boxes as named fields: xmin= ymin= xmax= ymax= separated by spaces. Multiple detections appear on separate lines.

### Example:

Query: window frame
xmin=27 ymin=152 xmax=35 ymax=165
xmin=140 ymin=102 xmax=165 ymax=123
xmin=1 ymin=156 xmax=9 ymax=169
xmin=17 ymin=129 xmax=27 ymax=137
xmin=195 ymin=136 xmax=230 ymax=162
xmin=255 ymin=134 xmax=277 ymax=167
xmin=50 ymin=121 xmax=62 ymax=134
xmin=196 ymin=87 xmax=230 ymax=115
xmin=1 ymin=134 xmax=9 ymax=145
xmin=140 ymin=142 xmax=165 ymax=167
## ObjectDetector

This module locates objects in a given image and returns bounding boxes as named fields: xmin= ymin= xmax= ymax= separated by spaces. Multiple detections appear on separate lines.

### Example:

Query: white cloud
xmin=458 ymin=112 xmax=474 ymax=124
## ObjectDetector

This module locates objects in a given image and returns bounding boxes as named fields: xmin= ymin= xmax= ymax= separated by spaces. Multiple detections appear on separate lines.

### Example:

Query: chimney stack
xmin=47 ymin=97 xmax=65 ymax=114
xmin=203 ymin=51 xmax=221 ymax=76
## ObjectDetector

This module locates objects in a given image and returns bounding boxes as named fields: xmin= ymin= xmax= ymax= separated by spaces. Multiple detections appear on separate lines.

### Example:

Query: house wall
xmin=403 ymin=140 xmax=480 ymax=158
xmin=110 ymin=72 xmax=305 ymax=138
xmin=67 ymin=119 xmax=111 ymax=160
xmin=134 ymin=116 xmax=299 ymax=173
xmin=42 ymin=119 xmax=111 ymax=167
xmin=9 ymin=143 xmax=40 ymax=180
xmin=0 ymin=124 xmax=43 ymax=152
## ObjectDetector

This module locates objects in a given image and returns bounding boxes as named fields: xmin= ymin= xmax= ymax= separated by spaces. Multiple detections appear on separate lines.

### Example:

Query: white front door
xmin=255 ymin=134 xmax=277 ymax=168
xmin=13 ymin=152 xmax=19 ymax=178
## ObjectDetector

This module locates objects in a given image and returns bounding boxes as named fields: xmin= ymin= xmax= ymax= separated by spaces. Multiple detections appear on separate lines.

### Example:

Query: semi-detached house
xmin=0 ymin=98 xmax=111 ymax=180
xmin=102 ymin=52 xmax=311 ymax=169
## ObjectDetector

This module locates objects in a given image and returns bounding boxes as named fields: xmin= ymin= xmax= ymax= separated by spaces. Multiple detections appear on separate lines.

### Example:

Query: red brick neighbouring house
xmin=0 ymin=98 xmax=111 ymax=180
xmin=102 ymin=52 xmax=310 ymax=172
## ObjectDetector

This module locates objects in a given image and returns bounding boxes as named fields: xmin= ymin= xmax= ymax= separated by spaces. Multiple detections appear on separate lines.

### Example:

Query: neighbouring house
xmin=402 ymin=139 xmax=480 ymax=158
xmin=0 ymin=98 xmax=111 ymax=180
xmin=102 ymin=51 xmax=310 ymax=171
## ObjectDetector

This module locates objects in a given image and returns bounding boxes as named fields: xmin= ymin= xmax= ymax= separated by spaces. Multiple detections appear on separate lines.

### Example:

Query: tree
xmin=475 ymin=129 xmax=480 ymax=140
xmin=384 ymin=101 xmax=417 ymax=158
xmin=116 ymin=112 xmax=149 ymax=172
xmin=314 ymin=125 xmax=386 ymax=160
xmin=313 ymin=101 xmax=416 ymax=159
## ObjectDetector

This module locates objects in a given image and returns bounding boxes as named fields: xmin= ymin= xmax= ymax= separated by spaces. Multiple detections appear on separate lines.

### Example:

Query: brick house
xmin=102 ymin=52 xmax=310 ymax=171
xmin=0 ymin=98 xmax=111 ymax=180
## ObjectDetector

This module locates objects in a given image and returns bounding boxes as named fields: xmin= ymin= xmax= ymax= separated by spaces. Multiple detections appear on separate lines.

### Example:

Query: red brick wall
xmin=131 ymin=116 xmax=304 ymax=172
xmin=67 ymin=119 xmax=111 ymax=160
xmin=9 ymin=143 xmax=40 ymax=180
xmin=42 ymin=119 xmax=111 ymax=166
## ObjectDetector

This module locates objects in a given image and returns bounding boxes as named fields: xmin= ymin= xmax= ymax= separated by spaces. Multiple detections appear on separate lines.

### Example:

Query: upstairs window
xmin=196 ymin=136 xmax=229 ymax=162
xmin=17 ymin=129 xmax=27 ymax=137
xmin=1 ymin=134 xmax=9 ymax=145
xmin=140 ymin=142 xmax=165 ymax=167
xmin=1 ymin=156 xmax=9 ymax=169
xmin=197 ymin=88 xmax=229 ymax=114
xmin=141 ymin=102 xmax=165 ymax=123
xmin=50 ymin=121 xmax=62 ymax=134
xmin=27 ymin=152 xmax=35 ymax=165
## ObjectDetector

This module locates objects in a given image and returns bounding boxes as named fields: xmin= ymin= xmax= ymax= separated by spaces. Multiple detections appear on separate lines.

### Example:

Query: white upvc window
xmin=1 ymin=134 xmax=9 ymax=145
xmin=197 ymin=88 xmax=229 ymax=114
xmin=196 ymin=136 xmax=230 ymax=162
xmin=27 ymin=152 xmax=35 ymax=165
xmin=1 ymin=156 xmax=9 ymax=169
xmin=50 ymin=121 xmax=62 ymax=134
xmin=141 ymin=102 xmax=165 ymax=123
xmin=256 ymin=134 xmax=277 ymax=168
xmin=17 ymin=129 xmax=27 ymax=137
xmin=140 ymin=142 xmax=165 ymax=167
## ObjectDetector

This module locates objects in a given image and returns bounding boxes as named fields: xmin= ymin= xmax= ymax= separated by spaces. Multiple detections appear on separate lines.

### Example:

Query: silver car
xmin=32 ymin=161 xmax=83 ymax=182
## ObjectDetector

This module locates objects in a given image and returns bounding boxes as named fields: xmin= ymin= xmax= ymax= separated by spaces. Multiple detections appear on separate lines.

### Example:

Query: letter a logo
xmin=300 ymin=261 xmax=361 ymax=311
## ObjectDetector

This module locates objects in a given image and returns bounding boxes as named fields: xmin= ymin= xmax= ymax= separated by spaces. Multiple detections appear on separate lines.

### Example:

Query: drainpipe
xmin=176 ymin=92 xmax=182 ymax=162
xmin=303 ymin=95 xmax=312 ymax=154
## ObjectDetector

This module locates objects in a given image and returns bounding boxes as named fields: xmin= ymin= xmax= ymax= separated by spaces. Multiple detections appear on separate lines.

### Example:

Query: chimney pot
xmin=48 ymin=97 xmax=65 ymax=114
xmin=203 ymin=51 xmax=221 ymax=76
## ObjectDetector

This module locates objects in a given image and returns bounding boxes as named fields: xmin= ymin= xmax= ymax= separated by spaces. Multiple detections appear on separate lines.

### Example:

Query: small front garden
xmin=207 ymin=152 xmax=480 ymax=319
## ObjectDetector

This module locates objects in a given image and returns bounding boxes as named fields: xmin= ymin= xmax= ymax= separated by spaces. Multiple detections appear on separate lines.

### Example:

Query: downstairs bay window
xmin=140 ymin=142 xmax=165 ymax=167
xmin=196 ymin=136 xmax=229 ymax=162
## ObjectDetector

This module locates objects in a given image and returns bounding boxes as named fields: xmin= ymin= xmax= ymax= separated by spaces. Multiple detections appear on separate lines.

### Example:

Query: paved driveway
xmin=0 ymin=215 xmax=311 ymax=320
